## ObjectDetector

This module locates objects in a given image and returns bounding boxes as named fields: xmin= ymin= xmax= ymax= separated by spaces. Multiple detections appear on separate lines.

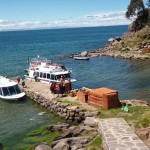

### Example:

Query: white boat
xmin=74 ymin=57 xmax=90 ymax=60
xmin=0 ymin=76 xmax=25 ymax=100
xmin=24 ymin=57 xmax=76 ymax=84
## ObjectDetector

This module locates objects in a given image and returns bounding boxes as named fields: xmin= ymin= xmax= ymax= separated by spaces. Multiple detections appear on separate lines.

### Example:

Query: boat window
xmin=40 ymin=72 xmax=43 ymax=78
xmin=8 ymin=86 xmax=16 ymax=95
xmin=56 ymin=75 xmax=61 ymax=80
xmin=43 ymin=73 xmax=46 ymax=78
xmin=14 ymin=84 xmax=21 ymax=94
xmin=64 ymin=74 xmax=71 ymax=78
xmin=47 ymin=74 xmax=50 ymax=79
xmin=33 ymin=72 xmax=36 ymax=76
xmin=2 ymin=87 xmax=10 ymax=96
xmin=51 ymin=74 xmax=55 ymax=80
xmin=0 ymin=88 xmax=2 ymax=95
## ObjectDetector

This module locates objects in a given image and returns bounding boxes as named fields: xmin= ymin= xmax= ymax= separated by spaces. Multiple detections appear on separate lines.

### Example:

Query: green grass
xmin=136 ymin=115 xmax=150 ymax=128
xmin=62 ymin=99 xmax=81 ymax=106
xmin=85 ymin=135 xmax=102 ymax=150
xmin=98 ymin=106 xmax=150 ymax=128
xmin=20 ymin=126 xmax=61 ymax=150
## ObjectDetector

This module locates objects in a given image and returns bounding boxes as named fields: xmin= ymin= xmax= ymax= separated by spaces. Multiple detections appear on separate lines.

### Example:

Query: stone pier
xmin=98 ymin=118 xmax=150 ymax=150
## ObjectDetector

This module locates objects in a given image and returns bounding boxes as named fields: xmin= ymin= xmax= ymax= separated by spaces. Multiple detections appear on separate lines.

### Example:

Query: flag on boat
xmin=37 ymin=54 xmax=40 ymax=58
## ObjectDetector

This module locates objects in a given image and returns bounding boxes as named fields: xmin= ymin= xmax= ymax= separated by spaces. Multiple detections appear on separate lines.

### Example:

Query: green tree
xmin=126 ymin=0 xmax=145 ymax=19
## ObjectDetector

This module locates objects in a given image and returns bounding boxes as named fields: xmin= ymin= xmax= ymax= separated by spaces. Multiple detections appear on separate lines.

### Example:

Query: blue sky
xmin=0 ymin=0 xmax=148 ymax=30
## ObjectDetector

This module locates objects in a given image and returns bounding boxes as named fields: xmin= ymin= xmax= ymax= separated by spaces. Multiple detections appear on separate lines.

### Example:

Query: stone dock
xmin=20 ymin=80 xmax=150 ymax=150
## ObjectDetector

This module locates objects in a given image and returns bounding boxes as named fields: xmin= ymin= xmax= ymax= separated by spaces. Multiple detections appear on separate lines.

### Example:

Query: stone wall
xmin=24 ymin=90 xmax=95 ymax=123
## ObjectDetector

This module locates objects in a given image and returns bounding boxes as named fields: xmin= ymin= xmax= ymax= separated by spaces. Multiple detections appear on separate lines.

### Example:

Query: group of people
xmin=50 ymin=76 xmax=65 ymax=96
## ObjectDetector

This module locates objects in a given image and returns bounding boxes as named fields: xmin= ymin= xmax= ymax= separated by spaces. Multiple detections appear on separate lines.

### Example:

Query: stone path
xmin=21 ymin=79 xmax=58 ymax=101
xmin=98 ymin=118 xmax=150 ymax=150
xmin=21 ymin=79 xmax=97 ymax=111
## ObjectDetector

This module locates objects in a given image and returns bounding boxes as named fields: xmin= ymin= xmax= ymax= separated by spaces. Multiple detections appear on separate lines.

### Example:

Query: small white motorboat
xmin=0 ymin=76 xmax=25 ymax=100
xmin=74 ymin=57 xmax=90 ymax=60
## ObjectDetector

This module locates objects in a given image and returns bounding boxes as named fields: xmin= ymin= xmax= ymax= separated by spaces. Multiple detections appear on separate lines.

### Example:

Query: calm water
xmin=1 ymin=25 xmax=150 ymax=149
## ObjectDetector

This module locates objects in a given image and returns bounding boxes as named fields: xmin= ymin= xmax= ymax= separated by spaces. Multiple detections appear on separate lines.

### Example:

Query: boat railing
xmin=30 ymin=57 xmax=52 ymax=66
xmin=50 ymin=68 xmax=64 ymax=73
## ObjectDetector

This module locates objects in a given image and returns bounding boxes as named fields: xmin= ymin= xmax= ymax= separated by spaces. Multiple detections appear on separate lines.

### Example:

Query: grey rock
xmin=71 ymin=144 xmax=82 ymax=150
xmin=34 ymin=144 xmax=52 ymax=150
xmin=80 ymin=125 xmax=98 ymax=134
xmin=108 ymin=38 xmax=115 ymax=43
xmin=80 ymin=51 xmax=88 ymax=57
xmin=84 ymin=117 xmax=99 ymax=127
xmin=69 ymin=126 xmax=82 ymax=136
xmin=53 ymin=140 xmax=69 ymax=150
xmin=115 ymin=36 xmax=122 ymax=41
xmin=47 ymin=123 xmax=69 ymax=131
xmin=136 ymin=130 xmax=149 ymax=140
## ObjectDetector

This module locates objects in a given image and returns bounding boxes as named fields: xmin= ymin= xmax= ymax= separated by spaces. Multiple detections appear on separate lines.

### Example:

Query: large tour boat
xmin=0 ymin=76 xmax=25 ymax=100
xmin=24 ymin=57 xmax=76 ymax=84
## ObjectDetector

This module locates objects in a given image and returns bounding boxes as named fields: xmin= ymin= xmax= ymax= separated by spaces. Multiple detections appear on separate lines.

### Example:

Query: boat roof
xmin=34 ymin=67 xmax=69 ymax=73
xmin=0 ymin=76 xmax=17 ymax=87
xmin=34 ymin=69 xmax=70 ymax=75
xmin=51 ymin=71 xmax=70 ymax=75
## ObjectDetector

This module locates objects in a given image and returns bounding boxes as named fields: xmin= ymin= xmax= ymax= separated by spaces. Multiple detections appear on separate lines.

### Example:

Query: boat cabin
xmin=0 ymin=76 xmax=25 ymax=100
xmin=32 ymin=70 xmax=71 ymax=83
xmin=0 ymin=84 xmax=22 ymax=96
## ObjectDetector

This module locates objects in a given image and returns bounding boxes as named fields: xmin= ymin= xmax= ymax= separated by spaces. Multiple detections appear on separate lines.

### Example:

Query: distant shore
xmin=59 ymin=32 xmax=150 ymax=61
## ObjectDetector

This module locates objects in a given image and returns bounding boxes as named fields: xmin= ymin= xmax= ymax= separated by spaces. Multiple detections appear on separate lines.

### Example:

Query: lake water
xmin=1 ymin=25 xmax=150 ymax=149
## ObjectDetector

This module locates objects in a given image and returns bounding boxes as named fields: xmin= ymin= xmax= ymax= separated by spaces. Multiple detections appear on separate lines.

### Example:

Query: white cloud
xmin=0 ymin=11 xmax=131 ymax=31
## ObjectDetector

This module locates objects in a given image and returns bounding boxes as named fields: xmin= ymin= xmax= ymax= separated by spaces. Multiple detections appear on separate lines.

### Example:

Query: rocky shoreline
xmin=25 ymin=90 xmax=99 ymax=123
xmin=59 ymin=34 xmax=150 ymax=60
xmin=35 ymin=117 xmax=99 ymax=150
xmin=23 ymin=89 xmax=101 ymax=150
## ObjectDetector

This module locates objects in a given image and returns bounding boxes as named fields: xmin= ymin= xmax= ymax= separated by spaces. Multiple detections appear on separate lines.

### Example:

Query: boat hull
xmin=0 ymin=92 xmax=25 ymax=100
xmin=74 ymin=57 xmax=90 ymax=60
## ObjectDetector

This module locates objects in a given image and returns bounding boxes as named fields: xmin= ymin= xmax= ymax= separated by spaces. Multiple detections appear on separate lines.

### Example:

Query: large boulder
xmin=47 ymin=123 xmax=69 ymax=131
xmin=80 ymin=51 xmax=88 ymax=57
xmin=53 ymin=140 xmax=69 ymax=150
xmin=135 ymin=127 xmax=150 ymax=140
xmin=34 ymin=144 xmax=52 ymax=150
xmin=108 ymin=38 xmax=115 ymax=43
xmin=115 ymin=36 xmax=122 ymax=41
xmin=84 ymin=117 xmax=99 ymax=127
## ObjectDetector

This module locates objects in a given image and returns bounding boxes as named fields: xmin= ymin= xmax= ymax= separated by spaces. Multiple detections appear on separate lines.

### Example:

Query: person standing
xmin=50 ymin=82 xmax=56 ymax=94
xmin=60 ymin=76 xmax=65 ymax=95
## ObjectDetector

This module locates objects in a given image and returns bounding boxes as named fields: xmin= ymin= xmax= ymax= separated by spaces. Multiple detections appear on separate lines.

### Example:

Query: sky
xmin=0 ymin=0 xmax=148 ymax=31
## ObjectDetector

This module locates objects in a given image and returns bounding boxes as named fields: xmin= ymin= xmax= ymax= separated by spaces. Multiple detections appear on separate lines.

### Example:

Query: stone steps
xmin=98 ymin=118 xmax=150 ymax=150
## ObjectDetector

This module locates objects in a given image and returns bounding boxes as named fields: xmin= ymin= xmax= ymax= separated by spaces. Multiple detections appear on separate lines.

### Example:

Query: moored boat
xmin=0 ymin=76 xmax=25 ymax=100
xmin=24 ymin=57 xmax=76 ymax=84
xmin=74 ymin=56 xmax=90 ymax=60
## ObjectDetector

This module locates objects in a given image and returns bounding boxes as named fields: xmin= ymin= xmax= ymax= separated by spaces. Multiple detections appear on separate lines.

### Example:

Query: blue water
xmin=1 ymin=25 xmax=150 ymax=149
xmin=0 ymin=26 xmax=127 ymax=77
xmin=0 ymin=25 xmax=150 ymax=100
